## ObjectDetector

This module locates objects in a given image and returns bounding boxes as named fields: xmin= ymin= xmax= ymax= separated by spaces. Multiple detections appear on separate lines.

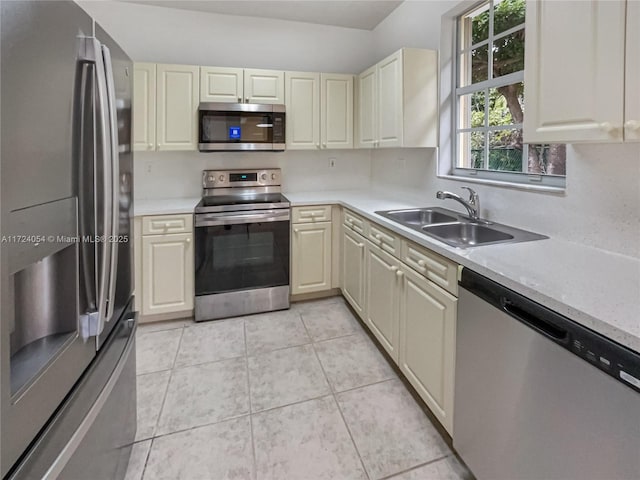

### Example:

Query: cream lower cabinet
xmin=399 ymin=265 xmax=457 ymax=434
xmin=291 ymin=222 xmax=332 ymax=295
xmin=138 ymin=214 xmax=194 ymax=318
xmin=364 ymin=241 xmax=401 ymax=362
xmin=342 ymin=226 xmax=366 ymax=316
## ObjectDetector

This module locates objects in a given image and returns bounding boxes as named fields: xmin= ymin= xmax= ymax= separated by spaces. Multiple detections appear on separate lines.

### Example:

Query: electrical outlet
xmin=328 ymin=157 xmax=337 ymax=168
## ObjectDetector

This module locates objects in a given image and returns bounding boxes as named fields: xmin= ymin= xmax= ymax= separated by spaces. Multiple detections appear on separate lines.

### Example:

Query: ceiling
xmin=118 ymin=0 xmax=403 ymax=30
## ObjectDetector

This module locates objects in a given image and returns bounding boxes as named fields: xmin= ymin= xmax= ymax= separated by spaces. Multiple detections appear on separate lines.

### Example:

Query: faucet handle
xmin=461 ymin=186 xmax=478 ymax=204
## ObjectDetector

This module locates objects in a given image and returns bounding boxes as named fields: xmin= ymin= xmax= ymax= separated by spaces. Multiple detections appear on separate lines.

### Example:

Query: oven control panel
xmin=202 ymin=169 xmax=281 ymax=189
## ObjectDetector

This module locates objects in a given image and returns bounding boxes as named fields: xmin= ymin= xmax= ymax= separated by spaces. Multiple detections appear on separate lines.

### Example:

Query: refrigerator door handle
xmin=102 ymin=44 xmax=119 ymax=324
xmin=79 ymin=36 xmax=112 ymax=338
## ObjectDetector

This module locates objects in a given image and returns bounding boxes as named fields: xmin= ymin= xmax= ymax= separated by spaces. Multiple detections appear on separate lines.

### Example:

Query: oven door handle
xmin=195 ymin=209 xmax=290 ymax=227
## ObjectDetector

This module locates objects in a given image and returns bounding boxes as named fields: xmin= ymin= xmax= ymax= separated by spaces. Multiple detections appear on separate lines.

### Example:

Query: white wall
xmin=77 ymin=0 xmax=375 ymax=73
xmin=134 ymin=150 xmax=372 ymax=199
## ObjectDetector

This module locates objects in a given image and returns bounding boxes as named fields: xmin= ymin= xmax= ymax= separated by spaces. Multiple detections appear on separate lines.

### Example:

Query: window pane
xmin=458 ymin=131 xmax=486 ymax=169
xmin=469 ymin=3 xmax=490 ymax=44
xmin=527 ymin=144 xmax=567 ymax=175
xmin=458 ymin=91 xmax=486 ymax=129
xmin=488 ymin=129 xmax=523 ymax=172
xmin=488 ymin=82 xmax=524 ymax=126
xmin=459 ymin=45 xmax=489 ymax=87
xmin=492 ymin=29 xmax=525 ymax=79
xmin=494 ymin=0 xmax=526 ymax=36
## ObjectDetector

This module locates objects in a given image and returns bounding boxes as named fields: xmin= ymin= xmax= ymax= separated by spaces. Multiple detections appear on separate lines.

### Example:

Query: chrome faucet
xmin=436 ymin=187 xmax=481 ymax=221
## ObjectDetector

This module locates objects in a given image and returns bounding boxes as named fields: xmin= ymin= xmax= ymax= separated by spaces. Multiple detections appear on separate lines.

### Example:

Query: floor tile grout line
xmin=150 ymin=326 xmax=185 ymax=439
xmin=243 ymin=319 xmax=259 ymax=480
xmin=148 ymin=412 xmax=252 ymax=441
xmin=139 ymin=435 xmax=155 ymax=480
xmin=376 ymin=453 xmax=452 ymax=480
xmin=302 ymin=314 xmax=372 ymax=480
xmin=300 ymin=313 xmax=334 ymax=394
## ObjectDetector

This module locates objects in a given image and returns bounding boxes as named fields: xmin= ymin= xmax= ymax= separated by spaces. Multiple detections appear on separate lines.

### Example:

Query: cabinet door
xmin=156 ymin=64 xmax=199 ymax=151
xmin=342 ymin=227 xmax=366 ymax=317
xmin=285 ymin=71 xmax=320 ymax=150
xmin=321 ymin=73 xmax=353 ymax=149
xmin=200 ymin=66 xmax=243 ymax=103
xmin=291 ymin=222 xmax=331 ymax=294
xmin=377 ymin=50 xmax=403 ymax=148
xmin=356 ymin=65 xmax=377 ymax=148
xmin=133 ymin=63 xmax=156 ymax=151
xmin=625 ymin=0 xmax=640 ymax=142
xmin=364 ymin=242 xmax=400 ymax=362
xmin=399 ymin=266 xmax=456 ymax=434
xmin=244 ymin=69 xmax=285 ymax=104
xmin=523 ymin=0 xmax=626 ymax=143
xmin=142 ymin=233 xmax=194 ymax=316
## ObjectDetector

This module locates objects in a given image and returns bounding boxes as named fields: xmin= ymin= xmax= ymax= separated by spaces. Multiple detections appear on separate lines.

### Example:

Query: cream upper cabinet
xmin=244 ymin=69 xmax=285 ymax=104
xmin=364 ymin=242 xmax=401 ymax=361
xmin=342 ymin=226 xmax=366 ymax=316
xmin=156 ymin=64 xmax=199 ymax=151
xmin=356 ymin=65 xmax=377 ymax=148
xmin=291 ymin=221 xmax=332 ymax=294
xmin=141 ymin=231 xmax=194 ymax=316
xmin=321 ymin=73 xmax=353 ymax=149
xmin=356 ymin=48 xmax=438 ymax=148
xmin=399 ymin=265 xmax=457 ymax=434
xmin=133 ymin=63 xmax=156 ymax=152
xmin=377 ymin=50 xmax=403 ymax=148
xmin=625 ymin=0 xmax=640 ymax=142
xmin=200 ymin=66 xmax=243 ymax=103
xmin=285 ymin=72 xmax=320 ymax=149
xmin=524 ymin=0 xmax=628 ymax=143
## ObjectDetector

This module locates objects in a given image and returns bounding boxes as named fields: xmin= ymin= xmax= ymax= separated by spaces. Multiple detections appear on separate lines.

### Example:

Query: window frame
xmin=449 ymin=0 xmax=566 ymax=189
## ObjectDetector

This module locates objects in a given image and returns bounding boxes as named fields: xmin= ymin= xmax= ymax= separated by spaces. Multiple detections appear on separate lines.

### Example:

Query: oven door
xmin=194 ymin=210 xmax=290 ymax=297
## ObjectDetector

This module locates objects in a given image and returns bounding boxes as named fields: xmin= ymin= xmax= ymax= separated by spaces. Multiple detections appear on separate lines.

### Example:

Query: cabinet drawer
xmin=368 ymin=224 xmax=399 ymax=257
xmin=292 ymin=205 xmax=332 ymax=223
xmin=401 ymin=240 xmax=458 ymax=296
xmin=142 ymin=214 xmax=193 ymax=235
xmin=343 ymin=209 xmax=367 ymax=236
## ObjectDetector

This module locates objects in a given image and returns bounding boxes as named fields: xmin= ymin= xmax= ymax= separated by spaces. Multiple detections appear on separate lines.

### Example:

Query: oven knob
xmin=207 ymin=175 xmax=215 ymax=183
xmin=261 ymin=173 xmax=267 ymax=181
xmin=271 ymin=173 xmax=277 ymax=180
xmin=218 ymin=175 xmax=225 ymax=182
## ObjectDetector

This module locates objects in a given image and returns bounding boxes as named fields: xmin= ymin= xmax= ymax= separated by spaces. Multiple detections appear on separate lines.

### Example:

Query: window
xmin=454 ymin=0 xmax=566 ymax=187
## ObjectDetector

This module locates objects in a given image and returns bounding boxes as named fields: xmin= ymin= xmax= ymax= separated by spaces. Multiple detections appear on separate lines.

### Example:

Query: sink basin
xmin=377 ymin=208 xmax=458 ymax=225
xmin=422 ymin=222 xmax=514 ymax=247
xmin=383 ymin=209 xmax=458 ymax=225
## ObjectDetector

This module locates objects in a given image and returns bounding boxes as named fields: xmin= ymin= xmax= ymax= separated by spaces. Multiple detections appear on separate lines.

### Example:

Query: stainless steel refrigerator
xmin=1 ymin=1 xmax=137 ymax=478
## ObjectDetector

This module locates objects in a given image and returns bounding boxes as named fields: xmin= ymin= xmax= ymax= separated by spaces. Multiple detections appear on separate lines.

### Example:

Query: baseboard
xmin=139 ymin=309 xmax=194 ymax=324
xmin=290 ymin=288 xmax=341 ymax=303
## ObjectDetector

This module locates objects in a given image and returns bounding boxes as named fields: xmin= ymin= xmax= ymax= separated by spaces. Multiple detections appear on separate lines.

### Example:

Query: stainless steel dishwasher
xmin=454 ymin=268 xmax=640 ymax=480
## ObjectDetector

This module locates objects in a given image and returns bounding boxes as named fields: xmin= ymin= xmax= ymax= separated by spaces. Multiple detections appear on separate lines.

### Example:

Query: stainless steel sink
xmin=422 ymin=222 xmax=514 ymax=247
xmin=375 ymin=206 xmax=547 ymax=248
xmin=380 ymin=208 xmax=457 ymax=226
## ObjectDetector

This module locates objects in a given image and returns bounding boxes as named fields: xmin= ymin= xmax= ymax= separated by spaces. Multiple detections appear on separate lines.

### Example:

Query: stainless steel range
xmin=194 ymin=169 xmax=290 ymax=321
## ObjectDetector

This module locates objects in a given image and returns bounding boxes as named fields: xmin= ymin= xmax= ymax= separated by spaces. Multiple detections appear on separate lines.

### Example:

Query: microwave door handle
xmin=102 ymin=44 xmax=119 ymax=324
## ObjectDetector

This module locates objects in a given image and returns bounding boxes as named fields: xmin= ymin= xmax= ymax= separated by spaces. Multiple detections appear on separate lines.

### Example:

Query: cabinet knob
xmin=396 ymin=270 xmax=404 ymax=278
xmin=375 ymin=234 xmax=381 ymax=240
xmin=347 ymin=218 xmax=353 ymax=224
xmin=245 ymin=97 xmax=249 ymax=103
xmin=390 ymin=266 xmax=398 ymax=272
xmin=357 ymin=242 xmax=364 ymax=248
xmin=625 ymin=120 xmax=640 ymax=132
xmin=185 ymin=238 xmax=191 ymax=243
xmin=164 ymin=223 xmax=170 ymax=228
xmin=238 ymin=97 xmax=241 ymax=103
xmin=417 ymin=259 xmax=426 ymax=268
xmin=316 ymin=144 xmax=320 ymax=149
xmin=599 ymin=122 xmax=618 ymax=134
xmin=294 ymin=228 xmax=299 ymax=233
xmin=323 ymin=143 xmax=327 ymax=148
xmin=148 ymin=143 xmax=153 ymax=148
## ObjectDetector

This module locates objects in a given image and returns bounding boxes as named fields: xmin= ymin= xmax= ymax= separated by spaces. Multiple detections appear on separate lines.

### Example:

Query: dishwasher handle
xmin=501 ymin=298 xmax=569 ymax=342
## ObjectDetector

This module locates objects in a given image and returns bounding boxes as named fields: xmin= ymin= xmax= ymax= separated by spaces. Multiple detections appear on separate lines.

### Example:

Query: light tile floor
xmin=125 ymin=297 xmax=473 ymax=480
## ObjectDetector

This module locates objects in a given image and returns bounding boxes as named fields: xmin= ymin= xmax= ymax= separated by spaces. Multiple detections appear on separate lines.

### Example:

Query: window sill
xmin=437 ymin=174 xmax=566 ymax=194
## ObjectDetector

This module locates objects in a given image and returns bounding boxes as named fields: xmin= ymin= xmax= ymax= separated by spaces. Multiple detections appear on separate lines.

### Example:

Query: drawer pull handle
xmin=417 ymin=259 xmax=426 ymax=268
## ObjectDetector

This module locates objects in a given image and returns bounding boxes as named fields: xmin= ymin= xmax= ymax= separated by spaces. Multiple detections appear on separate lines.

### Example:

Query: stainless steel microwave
xmin=198 ymin=103 xmax=286 ymax=152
